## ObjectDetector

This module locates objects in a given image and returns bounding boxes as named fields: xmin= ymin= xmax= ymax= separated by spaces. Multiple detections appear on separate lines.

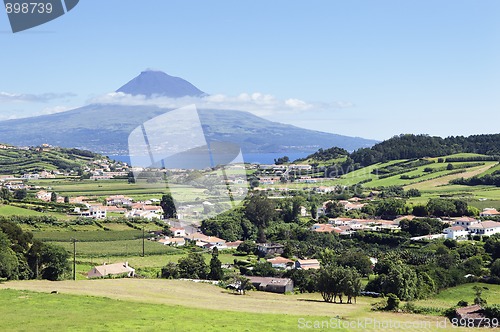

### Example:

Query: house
xmin=480 ymin=208 xmax=500 ymax=217
xmin=295 ymin=259 xmax=321 ymax=270
xmin=125 ymin=210 xmax=160 ymax=220
xmin=468 ymin=221 xmax=500 ymax=236
xmin=267 ymin=257 xmax=294 ymax=269
xmin=158 ymin=237 xmax=186 ymax=246
xmin=329 ymin=218 xmax=354 ymax=226
xmin=315 ymin=186 xmax=334 ymax=194
xmin=344 ymin=202 xmax=365 ymax=210
xmin=104 ymin=205 xmax=128 ymax=213
xmin=312 ymin=223 xmax=335 ymax=233
xmin=203 ymin=236 xmax=227 ymax=247
xmin=411 ymin=234 xmax=446 ymax=241
xmin=443 ymin=226 xmax=468 ymax=240
xmin=87 ymin=262 xmax=135 ymax=278
xmin=185 ymin=233 xmax=227 ymax=249
xmin=80 ymin=205 xmax=107 ymax=219
xmin=185 ymin=233 xmax=210 ymax=242
xmin=171 ymin=227 xmax=186 ymax=237
xmin=36 ymin=190 xmax=52 ymax=202
xmin=453 ymin=217 xmax=480 ymax=228
xmin=257 ymin=243 xmax=284 ymax=256
xmin=225 ymin=240 xmax=243 ymax=249
xmin=454 ymin=305 xmax=487 ymax=327
xmin=106 ymin=195 xmax=133 ymax=206
xmin=247 ymin=276 xmax=294 ymax=294
xmin=299 ymin=206 xmax=308 ymax=217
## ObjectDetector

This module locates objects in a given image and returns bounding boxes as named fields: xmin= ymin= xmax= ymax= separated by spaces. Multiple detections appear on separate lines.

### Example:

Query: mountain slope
xmin=0 ymin=104 xmax=377 ymax=155
xmin=0 ymin=70 xmax=377 ymax=156
xmin=116 ymin=70 xmax=205 ymax=97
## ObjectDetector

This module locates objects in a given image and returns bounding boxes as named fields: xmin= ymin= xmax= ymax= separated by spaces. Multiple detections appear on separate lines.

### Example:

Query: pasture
xmin=0 ymin=279 xmax=477 ymax=332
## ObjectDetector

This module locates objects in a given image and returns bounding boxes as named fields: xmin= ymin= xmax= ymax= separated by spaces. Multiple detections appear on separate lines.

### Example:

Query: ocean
xmin=109 ymin=152 xmax=312 ymax=166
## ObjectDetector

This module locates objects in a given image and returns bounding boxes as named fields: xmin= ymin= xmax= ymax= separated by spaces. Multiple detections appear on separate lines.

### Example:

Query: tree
xmin=13 ymin=189 xmax=27 ymax=200
xmin=491 ymin=259 xmax=500 ymax=278
xmin=161 ymin=262 xmax=179 ymax=279
xmin=473 ymin=285 xmax=487 ymax=306
xmin=50 ymin=192 xmax=57 ymax=202
xmin=386 ymin=293 xmax=400 ymax=310
xmin=426 ymin=198 xmax=457 ymax=217
xmin=325 ymin=201 xmax=345 ymax=218
xmin=245 ymin=194 xmax=275 ymax=243
xmin=251 ymin=261 xmax=275 ymax=277
xmin=38 ymin=243 xmax=70 ymax=280
xmin=177 ymin=252 xmax=208 ymax=279
xmin=342 ymin=267 xmax=362 ymax=304
xmin=160 ymin=194 xmax=177 ymax=219
xmin=367 ymin=260 xmax=419 ymax=301
xmin=64 ymin=196 xmax=70 ymax=204
xmin=310 ymin=203 xmax=317 ymax=219
xmin=0 ymin=247 xmax=19 ymax=280
xmin=0 ymin=231 xmax=18 ymax=280
xmin=317 ymin=266 xmax=350 ymax=303
xmin=274 ymin=156 xmax=289 ymax=165
xmin=236 ymin=241 xmax=256 ymax=255
xmin=0 ymin=187 xmax=12 ymax=201
xmin=376 ymin=198 xmax=406 ymax=218
xmin=463 ymin=256 xmax=483 ymax=276
xmin=280 ymin=197 xmax=303 ymax=223
xmin=335 ymin=250 xmax=372 ymax=277
xmin=317 ymin=267 xmax=336 ymax=303
xmin=231 ymin=275 xmax=252 ymax=295
xmin=285 ymin=268 xmax=317 ymax=293
xmin=208 ymin=247 xmax=223 ymax=280
xmin=484 ymin=234 xmax=500 ymax=260
xmin=411 ymin=204 xmax=428 ymax=217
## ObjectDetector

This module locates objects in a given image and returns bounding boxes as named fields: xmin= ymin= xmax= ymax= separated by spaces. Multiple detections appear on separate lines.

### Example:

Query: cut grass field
xmin=404 ymin=164 xmax=495 ymax=191
xmin=414 ymin=283 xmax=500 ymax=309
xmin=0 ymin=279 xmax=475 ymax=332
xmin=0 ymin=288 xmax=324 ymax=332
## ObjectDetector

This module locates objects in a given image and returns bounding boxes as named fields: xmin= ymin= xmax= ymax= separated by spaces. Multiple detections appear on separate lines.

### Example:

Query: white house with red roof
xmin=443 ymin=225 xmax=469 ymax=240
xmin=480 ymin=208 xmax=500 ymax=217
xmin=468 ymin=221 xmax=500 ymax=236
xmin=266 ymin=257 xmax=294 ymax=269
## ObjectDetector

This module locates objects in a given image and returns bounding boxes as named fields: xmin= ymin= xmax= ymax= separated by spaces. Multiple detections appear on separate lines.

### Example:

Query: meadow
xmin=0 ymin=279 xmax=479 ymax=332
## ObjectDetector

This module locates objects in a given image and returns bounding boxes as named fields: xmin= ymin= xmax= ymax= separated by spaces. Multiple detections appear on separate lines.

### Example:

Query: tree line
xmin=350 ymin=134 xmax=500 ymax=167
xmin=0 ymin=220 xmax=69 ymax=281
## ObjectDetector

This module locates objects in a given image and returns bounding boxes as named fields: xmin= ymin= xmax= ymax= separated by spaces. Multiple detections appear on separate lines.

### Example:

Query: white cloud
xmin=0 ymin=91 xmax=76 ymax=103
xmin=89 ymin=92 xmax=354 ymax=117
xmin=40 ymin=105 xmax=75 ymax=115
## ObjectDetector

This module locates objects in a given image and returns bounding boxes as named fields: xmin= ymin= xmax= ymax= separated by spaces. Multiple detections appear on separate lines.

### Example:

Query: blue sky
xmin=0 ymin=0 xmax=499 ymax=140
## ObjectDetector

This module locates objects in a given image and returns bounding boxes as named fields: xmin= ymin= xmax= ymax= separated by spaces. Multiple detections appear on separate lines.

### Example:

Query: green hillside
xmin=0 ymin=145 xmax=108 ymax=175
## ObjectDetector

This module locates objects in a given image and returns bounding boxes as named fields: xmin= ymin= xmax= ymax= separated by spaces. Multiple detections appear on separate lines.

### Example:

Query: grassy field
xmin=0 ymin=204 xmax=68 ymax=219
xmin=31 ymin=179 xmax=213 ymax=202
xmin=414 ymin=283 xmax=500 ymax=309
xmin=0 ymin=279 xmax=477 ymax=332
xmin=0 ymin=288 xmax=328 ymax=332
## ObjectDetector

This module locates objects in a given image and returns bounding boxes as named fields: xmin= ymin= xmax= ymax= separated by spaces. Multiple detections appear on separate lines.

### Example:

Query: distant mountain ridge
xmin=0 ymin=71 xmax=378 ymax=156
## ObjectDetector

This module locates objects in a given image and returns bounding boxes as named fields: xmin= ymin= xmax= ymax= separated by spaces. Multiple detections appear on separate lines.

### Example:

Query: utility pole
xmin=142 ymin=225 xmax=145 ymax=257
xmin=72 ymin=238 xmax=77 ymax=281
